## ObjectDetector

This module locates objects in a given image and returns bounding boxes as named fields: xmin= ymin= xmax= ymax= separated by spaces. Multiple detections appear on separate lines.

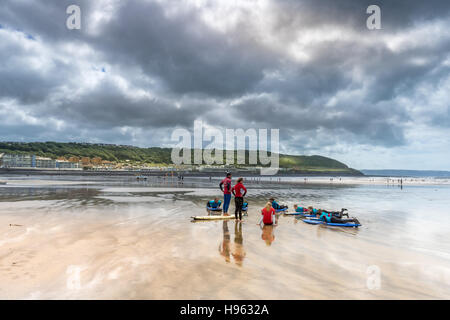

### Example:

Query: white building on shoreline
xmin=0 ymin=154 xmax=80 ymax=170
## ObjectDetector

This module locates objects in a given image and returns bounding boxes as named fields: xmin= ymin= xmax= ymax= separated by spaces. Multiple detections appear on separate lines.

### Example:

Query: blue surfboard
xmin=302 ymin=219 xmax=360 ymax=228
xmin=284 ymin=212 xmax=315 ymax=218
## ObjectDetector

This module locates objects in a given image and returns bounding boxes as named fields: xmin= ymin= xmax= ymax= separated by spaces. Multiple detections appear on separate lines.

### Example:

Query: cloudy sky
xmin=1 ymin=0 xmax=450 ymax=170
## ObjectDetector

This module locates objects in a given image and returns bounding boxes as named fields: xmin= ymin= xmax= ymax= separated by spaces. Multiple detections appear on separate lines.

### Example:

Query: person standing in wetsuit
xmin=232 ymin=177 xmax=247 ymax=221
xmin=219 ymin=172 xmax=232 ymax=216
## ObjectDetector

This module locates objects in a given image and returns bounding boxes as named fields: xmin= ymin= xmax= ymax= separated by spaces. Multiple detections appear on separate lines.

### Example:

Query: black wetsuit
xmin=323 ymin=210 xmax=347 ymax=218
xmin=234 ymin=197 xmax=244 ymax=220
xmin=232 ymin=183 xmax=247 ymax=220
xmin=329 ymin=217 xmax=357 ymax=224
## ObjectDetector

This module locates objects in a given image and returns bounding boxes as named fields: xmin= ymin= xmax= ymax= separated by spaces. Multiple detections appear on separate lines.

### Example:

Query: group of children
xmin=292 ymin=204 xmax=361 ymax=225
xmin=209 ymin=172 xmax=360 ymax=226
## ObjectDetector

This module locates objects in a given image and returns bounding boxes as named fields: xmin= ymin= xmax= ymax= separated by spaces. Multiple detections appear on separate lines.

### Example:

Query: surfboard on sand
xmin=302 ymin=219 xmax=361 ymax=228
xmin=191 ymin=215 xmax=236 ymax=221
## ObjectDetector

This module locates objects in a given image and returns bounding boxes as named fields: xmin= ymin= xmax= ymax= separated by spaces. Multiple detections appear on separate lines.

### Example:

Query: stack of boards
xmin=284 ymin=212 xmax=361 ymax=228
xmin=302 ymin=219 xmax=360 ymax=228
xmin=284 ymin=212 xmax=316 ymax=218
xmin=193 ymin=208 xmax=360 ymax=227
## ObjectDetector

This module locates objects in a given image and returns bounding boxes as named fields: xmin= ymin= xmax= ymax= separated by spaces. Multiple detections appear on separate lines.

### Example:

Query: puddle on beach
xmin=0 ymin=175 xmax=450 ymax=299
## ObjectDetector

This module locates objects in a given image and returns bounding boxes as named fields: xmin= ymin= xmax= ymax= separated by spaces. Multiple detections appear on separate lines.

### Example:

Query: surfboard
xmin=191 ymin=215 xmax=236 ymax=221
xmin=302 ymin=219 xmax=360 ymax=227
xmin=284 ymin=212 xmax=314 ymax=217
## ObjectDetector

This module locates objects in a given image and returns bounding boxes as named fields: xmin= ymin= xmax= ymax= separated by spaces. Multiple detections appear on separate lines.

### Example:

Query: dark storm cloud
xmin=226 ymin=94 xmax=408 ymax=147
xmin=88 ymin=1 xmax=276 ymax=97
xmin=49 ymin=81 xmax=205 ymax=129
xmin=0 ymin=35 xmax=71 ymax=104
xmin=272 ymin=0 xmax=450 ymax=30
xmin=0 ymin=0 xmax=93 ymax=42
xmin=0 ymin=0 xmax=450 ymax=161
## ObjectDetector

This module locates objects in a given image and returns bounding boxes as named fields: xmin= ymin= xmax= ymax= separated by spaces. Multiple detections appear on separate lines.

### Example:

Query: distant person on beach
xmin=219 ymin=172 xmax=232 ymax=216
xmin=232 ymin=177 xmax=247 ymax=221
xmin=270 ymin=198 xmax=287 ymax=210
xmin=258 ymin=202 xmax=277 ymax=226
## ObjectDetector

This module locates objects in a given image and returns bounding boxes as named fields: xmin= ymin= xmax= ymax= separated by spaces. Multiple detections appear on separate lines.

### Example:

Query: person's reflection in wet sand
xmin=261 ymin=225 xmax=275 ymax=246
xmin=232 ymin=222 xmax=246 ymax=266
xmin=219 ymin=221 xmax=231 ymax=263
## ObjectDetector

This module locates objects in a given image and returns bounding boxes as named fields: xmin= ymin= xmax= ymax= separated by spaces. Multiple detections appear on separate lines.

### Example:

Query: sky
xmin=0 ymin=0 xmax=450 ymax=170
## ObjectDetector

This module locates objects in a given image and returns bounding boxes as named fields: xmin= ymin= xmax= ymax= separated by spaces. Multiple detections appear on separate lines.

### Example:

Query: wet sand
xmin=0 ymin=177 xmax=450 ymax=299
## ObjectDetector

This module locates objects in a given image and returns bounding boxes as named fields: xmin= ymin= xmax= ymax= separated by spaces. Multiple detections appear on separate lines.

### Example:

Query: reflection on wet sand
xmin=219 ymin=221 xmax=246 ymax=266
xmin=219 ymin=221 xmax=231 ymax=263
xmin=1 ymin=176 xmax=450 ymax=299
xmin=232 ymin=222 xmax=245 ymax=266
xmin=261 ymin=225 xmax=275 ymax=246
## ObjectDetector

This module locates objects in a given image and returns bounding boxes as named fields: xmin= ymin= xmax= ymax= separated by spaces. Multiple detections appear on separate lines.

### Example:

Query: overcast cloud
xmin=1 ymin=0 xmax=450 ymax=169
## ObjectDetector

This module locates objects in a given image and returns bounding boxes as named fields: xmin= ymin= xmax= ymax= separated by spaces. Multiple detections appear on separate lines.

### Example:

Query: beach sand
xmin=0 ymin=178 xmax=450 ymax=299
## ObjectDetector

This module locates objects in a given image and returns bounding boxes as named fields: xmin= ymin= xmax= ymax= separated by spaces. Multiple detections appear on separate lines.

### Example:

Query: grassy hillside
xmin=0 ymin=142 xmax=172 ymax=163
xmin=0 ymin=142 xmax=361 ymax=174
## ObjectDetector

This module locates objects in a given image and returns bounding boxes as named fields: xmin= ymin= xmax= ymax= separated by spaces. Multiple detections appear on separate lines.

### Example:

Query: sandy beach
xmin=1 ymin=176 xmax=450 ymax=299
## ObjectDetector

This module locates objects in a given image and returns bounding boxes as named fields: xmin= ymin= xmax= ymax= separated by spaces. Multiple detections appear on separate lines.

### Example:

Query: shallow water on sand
xmin=0 ymin=175 xmax=449 ymax=299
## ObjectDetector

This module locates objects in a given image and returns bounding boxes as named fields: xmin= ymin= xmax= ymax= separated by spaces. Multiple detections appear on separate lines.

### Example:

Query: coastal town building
xmin=91 ymin=157 xmax=103 ymax=165
xmin=69 ymin=156 xmax=80 ymax=163
xmin=81 ymin=157 xmax=91 ymax=166
xmin=0 ymin=154 xmax=79 ymax=169
xmin=35 ymin=157 xmax=56 ymax=168
xmin=1 ymin=154 xmax=35 ymax=168
xmin=56 ymin=160 xmax=80 ymax=169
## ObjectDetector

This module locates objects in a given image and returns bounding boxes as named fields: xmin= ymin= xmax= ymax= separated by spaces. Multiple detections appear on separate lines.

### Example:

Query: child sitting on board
xmin=242 ymin=202 xmax=248 ymax=215
xmin=258 ymin=202 xmax=277 ymax=226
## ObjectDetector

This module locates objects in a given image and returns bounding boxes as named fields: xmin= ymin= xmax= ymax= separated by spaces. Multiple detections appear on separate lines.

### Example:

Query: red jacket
xmin=232 ymin=182 xmax=247 ymax=197
xmin=220 ymin=177 xmax=232 ymax=194
xmin=261 ymin=207 xmax=276 ymax=224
